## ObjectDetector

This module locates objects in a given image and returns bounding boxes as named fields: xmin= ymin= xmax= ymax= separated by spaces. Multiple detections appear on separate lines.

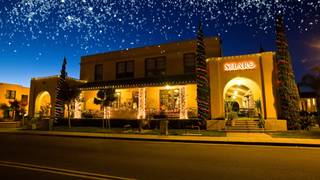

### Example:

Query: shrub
xmin=300 ymin=111 xmax=316 ymax=130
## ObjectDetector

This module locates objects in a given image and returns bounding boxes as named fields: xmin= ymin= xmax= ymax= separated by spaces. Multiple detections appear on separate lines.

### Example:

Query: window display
xmin=160 ymin=89 xmax=180 ymax=116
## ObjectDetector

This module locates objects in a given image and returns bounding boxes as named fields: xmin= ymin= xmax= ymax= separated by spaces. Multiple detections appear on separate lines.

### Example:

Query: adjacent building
xmin=300 ymin=92 xmax=318 ymax=113
xmin=0 ymin=83 xmax=29 ymax=119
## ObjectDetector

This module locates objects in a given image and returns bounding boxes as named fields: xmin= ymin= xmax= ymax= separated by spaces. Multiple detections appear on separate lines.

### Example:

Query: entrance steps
xmin=225 ymin=119 xmax=263 ymax=131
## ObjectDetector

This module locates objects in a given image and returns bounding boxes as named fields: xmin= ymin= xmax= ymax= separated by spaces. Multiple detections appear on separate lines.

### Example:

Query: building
xmin=0 ymin=83 xmax=29 ymax=119
xmin=28 ymin=37 xmax=287 ymax=130
xmin=209 ymin=52 xmax=278 ymax=120
xmin=28 ymin=76 xmax=84 ymax=118
xmin=78 ymin=37 xmax=221 ymax=120
xmin=298 ymin=84 xmax=318 ymax=114
xmin=300 ymin=92 xmax=318 ymax=113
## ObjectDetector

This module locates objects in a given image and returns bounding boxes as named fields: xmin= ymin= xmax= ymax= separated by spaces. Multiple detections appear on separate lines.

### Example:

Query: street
xmin=0 ymin=134 xmax=319 ymax=180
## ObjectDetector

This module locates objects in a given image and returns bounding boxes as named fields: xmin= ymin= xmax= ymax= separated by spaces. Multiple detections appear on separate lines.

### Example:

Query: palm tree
xmin=94 ymin=88 xmax=116 ymax=128
xmin=300 ymin=67 xmax=320 ymax=122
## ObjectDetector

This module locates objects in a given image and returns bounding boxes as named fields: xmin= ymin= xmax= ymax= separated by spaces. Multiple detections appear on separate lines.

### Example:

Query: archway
xmin=35 ymin=91 xmax=52 ymax=117
xmin=223 ymin=77 xmax=262 ymax=119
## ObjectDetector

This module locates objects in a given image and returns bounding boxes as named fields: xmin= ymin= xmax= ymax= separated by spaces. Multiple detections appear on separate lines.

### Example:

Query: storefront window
xmin=112 ymin=90 xmax=140 ymax=111
xmin=160 ymin=89 xmax=180 ymax=115
xmin=112 ymin=92 xmax=121 ymax=108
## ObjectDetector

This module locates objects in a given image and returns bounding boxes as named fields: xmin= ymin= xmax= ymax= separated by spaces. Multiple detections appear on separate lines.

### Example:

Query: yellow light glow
xmin=307 ymin=99 xmax=311 ymax=109
xmin=224 ymin=61 xmax=256 ymax=71
xmin=236 ymin=79 xmax=242 ymax=86
xmin=165 ymin=85 xmax=171 ymax=90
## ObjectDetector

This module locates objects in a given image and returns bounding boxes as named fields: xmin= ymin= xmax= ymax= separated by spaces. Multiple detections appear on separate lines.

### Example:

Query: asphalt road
xmin=0 ymin=134 xmax=320 ymax=180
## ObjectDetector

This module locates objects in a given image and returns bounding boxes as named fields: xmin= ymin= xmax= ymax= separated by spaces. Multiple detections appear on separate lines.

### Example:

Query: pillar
xmin=138 ymin=88 xmax=146 ymax=119
xmin=179 ymin=86 xmax=188 ymax=119
xmin=73 ymin=93 xmax=83 ymax=119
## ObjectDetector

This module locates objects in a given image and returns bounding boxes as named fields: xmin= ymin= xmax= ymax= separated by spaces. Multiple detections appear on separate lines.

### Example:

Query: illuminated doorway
xmin=35 ymin=91 xmax=52 ymax=117
xmin=223 ymin=77 xmax=262 ymax=119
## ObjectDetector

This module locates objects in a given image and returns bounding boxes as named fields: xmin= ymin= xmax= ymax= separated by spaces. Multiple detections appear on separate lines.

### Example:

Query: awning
xmin=78 ymin=74 xmax=197 ymax=90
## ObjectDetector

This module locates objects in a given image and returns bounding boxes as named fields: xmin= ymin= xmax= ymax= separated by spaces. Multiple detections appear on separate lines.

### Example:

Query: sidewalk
xmin=1 ymin=128 xmax=320 ymax=147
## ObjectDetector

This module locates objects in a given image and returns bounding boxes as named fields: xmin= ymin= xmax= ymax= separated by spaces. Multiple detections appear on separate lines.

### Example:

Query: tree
xmin=9 ymin=100 xmax=20 ymax=120
xmin=255 ymin=99 xmax=265 ymax=128
xmin=275 ymin=15 xmax=301 ymax=130
xmin=52 ymin=57 xmax=68 ymax=130
xmin=0 ymin=100 xmax=27 ymax=120
xmin=63 ymin=84 xmax=81 ymax=128
xmin=0 ymin=104 xmax=10 ymax=119
xmin=195 ymin=21 xmax=210 ymax=124
xmin=300 ymin=68 xmax=320 ymax=123
xmin=94 ymin=88 xmax=116 ymax=128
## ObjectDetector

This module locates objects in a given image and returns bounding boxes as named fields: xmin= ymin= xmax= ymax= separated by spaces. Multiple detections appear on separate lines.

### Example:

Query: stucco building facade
xmin=0 ymin=83 xmax=29 ymax=119
xmin=28 ymin=37 xmax=287 ymax=130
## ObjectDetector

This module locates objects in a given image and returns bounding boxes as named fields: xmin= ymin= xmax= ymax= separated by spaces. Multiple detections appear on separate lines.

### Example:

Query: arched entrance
xmin=35 ymin=91 xmax=52 ymax=117
xmin=223 ymin=77 xmax=262 ymax=119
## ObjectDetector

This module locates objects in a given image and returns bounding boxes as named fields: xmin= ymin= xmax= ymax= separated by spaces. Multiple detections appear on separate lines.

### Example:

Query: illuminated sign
xmin=224 ymin=61 xmax=256 ymax=71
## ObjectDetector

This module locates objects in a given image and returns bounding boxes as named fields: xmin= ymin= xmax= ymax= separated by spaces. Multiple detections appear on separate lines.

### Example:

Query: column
xmin=138 ymin=88 xmax=146 ymax=119
xmin=179 ymin=86 xmax=188 ymax=119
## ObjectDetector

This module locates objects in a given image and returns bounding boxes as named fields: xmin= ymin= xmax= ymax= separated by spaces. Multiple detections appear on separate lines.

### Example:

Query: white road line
xmin=0 ymin=160 xmax=136 ymax=180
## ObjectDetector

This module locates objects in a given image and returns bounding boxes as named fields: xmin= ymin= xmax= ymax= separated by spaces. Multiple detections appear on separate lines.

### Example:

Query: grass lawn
xmin=268 ymin=128 xmax=320 ymax=139
xmin=52 ymin=126 xmax=226 ymax=137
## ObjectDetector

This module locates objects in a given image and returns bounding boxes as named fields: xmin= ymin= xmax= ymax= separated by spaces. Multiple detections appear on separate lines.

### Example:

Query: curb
xmin=1 ymin=130 xmax=320 ymax=148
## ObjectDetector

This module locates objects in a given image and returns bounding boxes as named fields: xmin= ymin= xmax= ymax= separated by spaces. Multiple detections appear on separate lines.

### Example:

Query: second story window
xmin=94 ymin=64 xmax=103 ymax=81
xmin=21 ymin=95 xmax=28 ymax=106
xmin=184 ymin=53 xmax=196 ymax=74
xmin=116 ymin=61 xmax=134 ymax=79
xmin=145 ymin=56 xmax=166 ymax=77
xmin=6 ymin=90 xmax=16 ymax=99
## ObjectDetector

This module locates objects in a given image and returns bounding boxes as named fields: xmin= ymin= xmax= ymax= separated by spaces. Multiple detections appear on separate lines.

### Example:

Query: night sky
xmin=0 ymin=0 xmax=319 ymax=87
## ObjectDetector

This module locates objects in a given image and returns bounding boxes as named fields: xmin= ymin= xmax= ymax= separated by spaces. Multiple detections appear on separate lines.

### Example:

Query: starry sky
xmin=0 ymin=0 xmax=319 ymax=87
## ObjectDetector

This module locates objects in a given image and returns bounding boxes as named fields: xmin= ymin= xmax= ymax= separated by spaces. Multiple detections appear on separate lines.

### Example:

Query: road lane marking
xmin=0 ymin=160 xmax=136 ymax=180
